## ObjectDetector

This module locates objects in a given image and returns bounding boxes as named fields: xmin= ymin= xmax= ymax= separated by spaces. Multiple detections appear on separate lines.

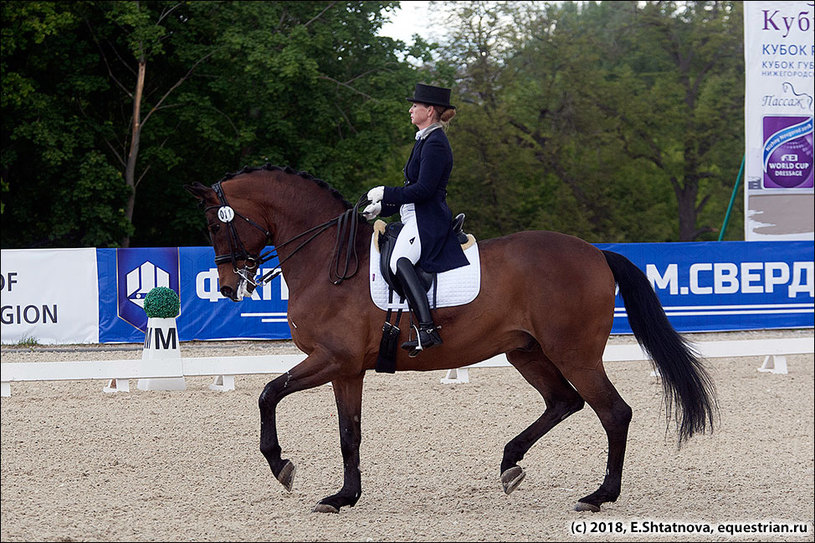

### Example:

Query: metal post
xmin=718 ymin=154 xmax=745 ymax=241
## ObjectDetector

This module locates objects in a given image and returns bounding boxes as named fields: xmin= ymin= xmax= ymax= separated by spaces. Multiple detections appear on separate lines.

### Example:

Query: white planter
xmin=137 ymin=317 xmax=186 ymax=391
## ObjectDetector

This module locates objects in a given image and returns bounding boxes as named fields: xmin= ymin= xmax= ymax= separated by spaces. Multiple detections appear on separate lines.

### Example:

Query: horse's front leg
xmin=313 ymin=373 xmax=364 ymax=513
xmin=258 ymin=349 xmax=340 ymax=493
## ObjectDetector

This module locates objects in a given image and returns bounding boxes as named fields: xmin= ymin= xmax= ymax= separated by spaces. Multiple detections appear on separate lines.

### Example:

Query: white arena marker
xmin=757 ymin=354 xmax=788 ymax=375
xmin=209 ymin=375 xmax=235 ymax=391
xmin=103 ymin=378 xmax=130 ymax=393
xmin=441 ymin=368 xmax=469 ymax=384
xmin=136 ymin=317 xmax=187 ymax=391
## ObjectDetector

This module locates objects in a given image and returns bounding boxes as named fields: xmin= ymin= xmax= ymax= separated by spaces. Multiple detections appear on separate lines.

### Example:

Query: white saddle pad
xmin=369 ymin=230 xmax=481 ymax=311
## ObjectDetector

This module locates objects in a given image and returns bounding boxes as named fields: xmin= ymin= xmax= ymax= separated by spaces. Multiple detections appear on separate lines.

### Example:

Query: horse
xmin=184 ymin=164 xmax=717 ymax=514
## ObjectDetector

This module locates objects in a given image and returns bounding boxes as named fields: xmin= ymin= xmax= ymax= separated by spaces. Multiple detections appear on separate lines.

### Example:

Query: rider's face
xmin=410 ymin=102 xmax=435 ymax=130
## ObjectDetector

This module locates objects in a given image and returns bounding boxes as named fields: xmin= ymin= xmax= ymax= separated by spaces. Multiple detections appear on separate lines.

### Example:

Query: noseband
xmin=204 ymin=181 xmax=366 ymax=287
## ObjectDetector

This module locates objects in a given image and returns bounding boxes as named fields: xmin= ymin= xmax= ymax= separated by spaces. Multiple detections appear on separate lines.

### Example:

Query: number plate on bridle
xmin=217 ymin=206 xmax=235 ymax=223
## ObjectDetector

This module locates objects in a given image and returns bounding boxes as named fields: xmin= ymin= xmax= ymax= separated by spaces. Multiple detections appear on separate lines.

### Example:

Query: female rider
xmin=363 ymin=83 xmax=468 ymax=356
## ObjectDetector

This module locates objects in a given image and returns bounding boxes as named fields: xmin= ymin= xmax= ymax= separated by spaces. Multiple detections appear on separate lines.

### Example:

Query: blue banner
xmin=96 ymin=241 xmax=814 ymax=342
xmin=98 ymin=248 xmax=180 ymax=342
xmin=178 ymin=246 xmax=289 ymax=341
xmin=98 ymin=246 xmax=289 ymax=342
xmin=597 ymin=241 xmax=814 ymax=333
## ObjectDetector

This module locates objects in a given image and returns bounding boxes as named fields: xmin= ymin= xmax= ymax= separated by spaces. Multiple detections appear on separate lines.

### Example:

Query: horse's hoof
xmin=575 ymin=501 xmax=601 ymax=512
xmin=501 ymin=466 xmax=526 ymax=495
xmin=312 ymin=503 xmax=340 ymax=514
xmin=276 ymin=460 xmax=296 ymax=492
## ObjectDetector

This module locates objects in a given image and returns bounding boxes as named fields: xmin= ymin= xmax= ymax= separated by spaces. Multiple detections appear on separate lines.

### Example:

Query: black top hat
xmin=407 ymin=83 xmax=456 ymax=110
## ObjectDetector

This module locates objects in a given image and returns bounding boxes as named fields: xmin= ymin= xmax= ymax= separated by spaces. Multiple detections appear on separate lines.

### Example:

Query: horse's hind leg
xmin=501 ymin=347 xmax=586 ymax=494
xmin=560 ymin=364 xmax=632 ymax=512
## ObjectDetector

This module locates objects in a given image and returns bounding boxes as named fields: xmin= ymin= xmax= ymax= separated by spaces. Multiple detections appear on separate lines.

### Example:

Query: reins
xmin=206 ymin=181 xmax=368 ymax=288
xmin=328 ymin=196 xmax=367 ymax=285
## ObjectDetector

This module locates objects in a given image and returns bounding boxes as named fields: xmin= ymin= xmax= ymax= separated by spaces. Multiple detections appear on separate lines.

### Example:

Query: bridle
xmin=204 ymin=181 xmax=367 ymax=289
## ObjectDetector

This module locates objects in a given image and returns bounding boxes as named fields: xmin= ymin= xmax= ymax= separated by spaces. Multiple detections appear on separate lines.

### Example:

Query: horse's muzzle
xmin=220 ymin=284 xmax=239 ymax=301
xmin=220 ymin=275 xmax=256 ymax=302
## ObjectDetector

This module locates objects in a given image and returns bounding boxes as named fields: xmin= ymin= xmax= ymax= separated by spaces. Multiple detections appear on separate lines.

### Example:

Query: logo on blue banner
xmin=762 ymin=116 xmax=814 ymax=189
xmin=116 ymin=248 xmax=180 ymax=332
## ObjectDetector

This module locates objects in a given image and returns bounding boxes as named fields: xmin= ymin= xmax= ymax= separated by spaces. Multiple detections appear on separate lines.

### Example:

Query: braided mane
xmin=218 ymin=164 xmax=352 ymax=209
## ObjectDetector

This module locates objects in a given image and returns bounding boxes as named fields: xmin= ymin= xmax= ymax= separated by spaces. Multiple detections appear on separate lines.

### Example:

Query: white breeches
xmin=389 ymin=216 xmax=422 ymax=274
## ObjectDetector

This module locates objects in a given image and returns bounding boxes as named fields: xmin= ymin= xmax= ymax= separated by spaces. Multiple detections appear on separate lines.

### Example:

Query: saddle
xmin=375 ymin=213 xmax=470 ymax=301
xmin=373 ymin=214 xmax=473 ymax=374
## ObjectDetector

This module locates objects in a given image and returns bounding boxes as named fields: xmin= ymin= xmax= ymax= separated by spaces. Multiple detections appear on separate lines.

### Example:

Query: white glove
xmin=362 ymin=202 xmax=382 ymax=220
xmin=367 ymin=186 xmax=384 ymax=204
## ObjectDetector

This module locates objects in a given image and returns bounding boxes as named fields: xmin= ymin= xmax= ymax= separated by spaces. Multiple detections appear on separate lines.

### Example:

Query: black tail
xmin=603 ymin=250 xmax=717 ymax=444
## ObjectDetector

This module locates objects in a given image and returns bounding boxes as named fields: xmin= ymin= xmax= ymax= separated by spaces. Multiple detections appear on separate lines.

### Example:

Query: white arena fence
xmin=2 ymin=317 xmax=812 ymax=396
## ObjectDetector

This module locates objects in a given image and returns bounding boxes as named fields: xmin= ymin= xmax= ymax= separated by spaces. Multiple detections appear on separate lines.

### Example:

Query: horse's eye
xmin=208 ymin=224 xmax=220 ymax=241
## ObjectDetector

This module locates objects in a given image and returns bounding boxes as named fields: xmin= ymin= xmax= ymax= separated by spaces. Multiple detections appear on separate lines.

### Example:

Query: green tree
xmin=593 ymin=0 xmax=744 ymax=241
xmin=434 ymin=1 xmax=535 ymax=238
xmin=152 ymin=0 xmax=420 ymax=246
xmin=1 ymin=1 xmax=133 ymax=247
xmin=501 ymin=1 xmax=629 ymax=241
xmin=81 ymin=1 xmax=217 ymax=247
xmin=1 ymin=1 xmax=422 ymax=248
xmin=2 ymin=0 xmax=746 ymax=248
xmin=432 ymin=0 xmax=744 ymax=242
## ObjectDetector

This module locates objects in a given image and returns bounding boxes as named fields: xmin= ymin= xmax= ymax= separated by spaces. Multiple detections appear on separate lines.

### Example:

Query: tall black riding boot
xmin=395 ymin=257 xmax=443 ymax=357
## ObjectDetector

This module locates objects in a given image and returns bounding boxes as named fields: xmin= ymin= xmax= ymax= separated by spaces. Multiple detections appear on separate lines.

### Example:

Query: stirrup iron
xmin=401 ymin=323 xmax=442 ymax=357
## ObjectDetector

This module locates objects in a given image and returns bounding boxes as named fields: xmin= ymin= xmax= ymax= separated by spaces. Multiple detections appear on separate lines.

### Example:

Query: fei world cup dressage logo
xmin=763 ymin=115 xmax=814 ymax=189
xmin=116 ymin=248 xmax=180 ymax=332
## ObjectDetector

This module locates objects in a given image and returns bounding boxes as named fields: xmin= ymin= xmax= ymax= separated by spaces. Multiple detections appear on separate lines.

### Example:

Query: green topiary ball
xmin=143 ymin=287 xmax=180 ymax=318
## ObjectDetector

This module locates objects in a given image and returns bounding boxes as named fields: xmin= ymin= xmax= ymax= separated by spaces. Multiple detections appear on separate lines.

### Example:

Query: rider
xmin=363 ymin=83 xmax=469 ymax=356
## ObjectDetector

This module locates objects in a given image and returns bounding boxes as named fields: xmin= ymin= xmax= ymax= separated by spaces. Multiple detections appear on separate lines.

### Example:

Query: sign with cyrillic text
xmin=598 ymin=241 xmax=813 ymax=333
xmin=744 ymin=1 xmax=814 ymax=240
xmin=2 ymin=241 xmax=812 ymax=344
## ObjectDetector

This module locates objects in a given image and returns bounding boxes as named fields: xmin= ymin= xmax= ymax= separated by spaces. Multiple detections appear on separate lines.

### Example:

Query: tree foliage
xmin=438 ymin=0 xmax=744 ymax=242
xmin=1 ymin=1 xmax=746 ymax=248
xmin=2 ymin=0 xmax=417 ymax=247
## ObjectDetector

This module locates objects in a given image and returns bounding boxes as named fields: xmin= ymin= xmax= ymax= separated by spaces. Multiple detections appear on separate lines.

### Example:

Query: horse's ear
xmin=184 ymin=182 xmax=211 ymax=203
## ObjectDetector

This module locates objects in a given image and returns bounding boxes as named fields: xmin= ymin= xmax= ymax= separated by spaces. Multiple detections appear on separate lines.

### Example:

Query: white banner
xmin=743 ymin=1 xmax=814 ymax=240
xmin=1 ymin=248 xmax=99 ymax=344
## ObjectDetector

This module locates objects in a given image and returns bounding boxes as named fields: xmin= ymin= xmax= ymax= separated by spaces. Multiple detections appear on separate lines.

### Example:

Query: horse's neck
xmin=260 ymin=178 xmax=360 ymax=291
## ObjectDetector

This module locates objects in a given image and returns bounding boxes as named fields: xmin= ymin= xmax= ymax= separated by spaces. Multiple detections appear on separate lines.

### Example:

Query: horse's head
xmin=184 ymin=181 xmax=271 ymax=302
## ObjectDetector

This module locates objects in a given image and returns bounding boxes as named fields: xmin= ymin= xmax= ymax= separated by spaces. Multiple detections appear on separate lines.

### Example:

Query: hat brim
xmin=406 ymin=97 xmax=456 ymax=110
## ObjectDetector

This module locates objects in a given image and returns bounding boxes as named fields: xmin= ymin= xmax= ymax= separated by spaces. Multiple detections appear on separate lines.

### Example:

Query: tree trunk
xmin=121 ymin=58 xmax=146 ymax=248
xmin=675 ymin=178 xmax=698 ymax=242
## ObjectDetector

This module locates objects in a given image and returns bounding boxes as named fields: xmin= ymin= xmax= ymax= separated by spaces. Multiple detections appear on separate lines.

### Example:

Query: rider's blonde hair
xmin=432 ymin=105 xmax=456 ymax=130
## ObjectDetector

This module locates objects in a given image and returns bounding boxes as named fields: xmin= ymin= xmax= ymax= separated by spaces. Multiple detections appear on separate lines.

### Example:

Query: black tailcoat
xmin=381 ymin=128 xmax=469 ymax=273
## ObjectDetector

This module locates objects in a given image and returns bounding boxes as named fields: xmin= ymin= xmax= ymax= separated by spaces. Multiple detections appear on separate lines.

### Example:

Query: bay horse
xmin=185 ymin=164 xmax=716 ymax=514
